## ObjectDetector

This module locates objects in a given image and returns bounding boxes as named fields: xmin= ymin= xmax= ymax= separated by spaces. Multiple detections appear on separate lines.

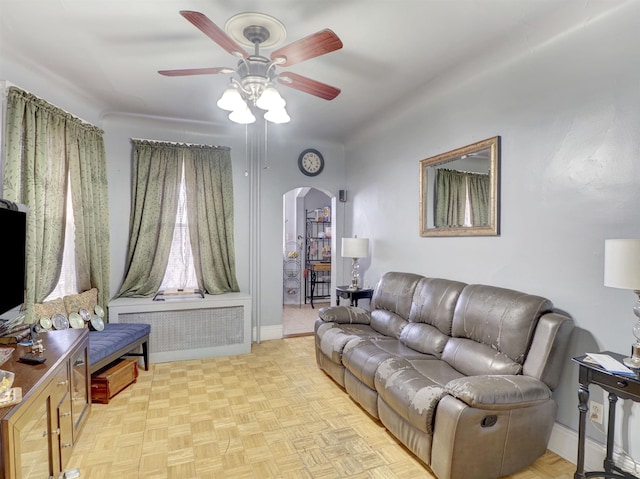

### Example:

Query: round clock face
xmin=298 ymin=149 xmax=324 ymax=176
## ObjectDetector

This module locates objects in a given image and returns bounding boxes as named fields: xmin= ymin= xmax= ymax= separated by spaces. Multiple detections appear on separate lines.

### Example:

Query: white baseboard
xmin=549 ymin=422 xmax=639 ymax=474
xmin=253 ymin=324 xmax=283 ymax=342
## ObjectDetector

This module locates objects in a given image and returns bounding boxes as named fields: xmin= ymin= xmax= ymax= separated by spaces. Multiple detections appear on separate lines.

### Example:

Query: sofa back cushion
xmin=442 ymin=284 xmax=554 ymax=376
xmin=370 ymin=272 xmax=424 ymax=338
xmin=400 ymin=278 xmax=466 ymax=356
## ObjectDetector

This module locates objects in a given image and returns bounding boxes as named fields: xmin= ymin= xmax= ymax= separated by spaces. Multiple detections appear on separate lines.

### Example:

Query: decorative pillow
xmin=34 ymin=298 xmax=67 ymax=319
xmin=63 ymin=288 xmax=98 ymax=316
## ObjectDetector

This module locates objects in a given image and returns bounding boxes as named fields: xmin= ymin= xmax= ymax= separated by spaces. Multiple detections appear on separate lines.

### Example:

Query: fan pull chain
xmin=244 ymin=123 xmax=249 ymax=177
xmin=263 ymin=119 xmax=269 ymax=170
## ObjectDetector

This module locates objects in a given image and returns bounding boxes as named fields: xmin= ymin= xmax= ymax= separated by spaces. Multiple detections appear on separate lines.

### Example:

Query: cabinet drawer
xmin=590 ymin=370 xmax=640 ymax=399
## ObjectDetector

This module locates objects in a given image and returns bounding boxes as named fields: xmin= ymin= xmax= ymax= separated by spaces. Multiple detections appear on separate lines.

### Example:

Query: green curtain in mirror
xmin=117 ymin=140 xmax=239 ymax=297
xmin=435 ymin=169 xmax=466 ymax=227
xmin=468 ymin=172 xmax=490 ymax=227
xmin=435 ymin=169 xmax=489 ymax=228
xmin=3 ymin=87 xmax=110 ymax=321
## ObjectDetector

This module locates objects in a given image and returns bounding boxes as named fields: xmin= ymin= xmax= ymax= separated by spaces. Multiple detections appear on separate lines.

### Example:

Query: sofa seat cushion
xmin=315 ymin=321 xmax=386 ymax=364
xmin=375 ymin=357 xmax=447 ymax=435
xmin=407 ymin=359 xmax=466 ymax=387
xmin=89 ymin=323 xmax=150 ymax=366
xmin=343 ymin=338 xmax=434 ymax=389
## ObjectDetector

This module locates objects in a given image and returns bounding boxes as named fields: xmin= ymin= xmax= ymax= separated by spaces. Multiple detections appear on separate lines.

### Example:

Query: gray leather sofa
xmin=314 ymin=272 xmax=574 ymax=479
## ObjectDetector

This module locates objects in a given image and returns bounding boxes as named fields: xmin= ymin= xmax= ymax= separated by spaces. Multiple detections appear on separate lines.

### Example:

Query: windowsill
xmin=108 ymin=291 xmax=251 ymax=312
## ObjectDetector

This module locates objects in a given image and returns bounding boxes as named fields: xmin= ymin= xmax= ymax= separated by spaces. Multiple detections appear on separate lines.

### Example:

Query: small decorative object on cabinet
xmin=0 ymin=329 xmax=90 ymax=479
xmin=305 ymin=209 xmax=331 ymax=308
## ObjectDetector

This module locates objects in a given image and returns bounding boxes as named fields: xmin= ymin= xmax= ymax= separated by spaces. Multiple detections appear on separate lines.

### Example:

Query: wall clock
xmin=298 ymin=149 xmax=324 ymax=176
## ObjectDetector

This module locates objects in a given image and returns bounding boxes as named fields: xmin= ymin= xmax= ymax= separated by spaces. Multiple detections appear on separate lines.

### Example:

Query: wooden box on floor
xmin=91 ymin=358 xmax=139 ymax=404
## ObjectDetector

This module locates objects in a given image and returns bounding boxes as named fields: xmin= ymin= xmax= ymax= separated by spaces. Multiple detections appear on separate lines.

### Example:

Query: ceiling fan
xmin=158 ymin=11 xmax=343 ymax=123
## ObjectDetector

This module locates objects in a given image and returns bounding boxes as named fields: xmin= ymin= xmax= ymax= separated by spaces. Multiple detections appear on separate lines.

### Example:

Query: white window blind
xmin=46 ymin=180 xmax=78 ymax=300
xmin=159 ymin=164 xmax=198 ymax=291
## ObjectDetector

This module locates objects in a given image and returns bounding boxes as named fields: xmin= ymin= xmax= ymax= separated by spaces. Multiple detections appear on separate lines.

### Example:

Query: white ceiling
xmin=0 ymin=0 xmax=622 ymax=143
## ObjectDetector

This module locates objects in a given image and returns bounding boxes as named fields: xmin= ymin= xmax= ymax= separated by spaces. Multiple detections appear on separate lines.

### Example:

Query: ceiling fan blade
xmin=180 ymin=10 xmax=248 ymax=58
xmin=271 ymin=29 xmax=343 ymax=67
xmin=158 ymin=67 xmax=233 ymax=77
xmin=277 ymin=72 xmax=341 ymax=100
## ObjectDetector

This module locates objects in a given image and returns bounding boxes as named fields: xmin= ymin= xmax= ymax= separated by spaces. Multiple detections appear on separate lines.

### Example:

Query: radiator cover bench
xmin=88 ymin=323 xmax=150 ymax=374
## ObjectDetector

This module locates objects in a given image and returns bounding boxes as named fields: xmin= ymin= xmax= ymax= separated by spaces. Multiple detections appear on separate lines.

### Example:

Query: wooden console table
xmin=336 ymin=286 xmax=374 ymax=307
xmin=0 ymin=329 xmax=90 ymax=479
xmin=572 ymin=352 xmax=640 ymax=479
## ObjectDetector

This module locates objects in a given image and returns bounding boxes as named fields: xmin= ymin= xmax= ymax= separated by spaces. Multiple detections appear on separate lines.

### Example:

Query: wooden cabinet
xmin=0 ymin=329 xmax=90 ymax=479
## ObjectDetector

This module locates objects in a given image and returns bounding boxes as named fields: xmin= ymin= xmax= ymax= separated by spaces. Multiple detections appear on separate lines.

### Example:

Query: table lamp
xmin=604 ymin=238 xmax=640 ymax=368
xmin=342 ymin=237 xmax=369 ymax=290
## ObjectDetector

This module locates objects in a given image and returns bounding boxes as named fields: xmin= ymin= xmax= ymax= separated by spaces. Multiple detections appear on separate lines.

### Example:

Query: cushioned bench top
xmin=88 ymin=323 xmax=150 ymax=366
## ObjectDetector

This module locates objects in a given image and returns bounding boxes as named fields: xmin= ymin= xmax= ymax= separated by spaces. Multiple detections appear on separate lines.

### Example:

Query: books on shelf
xmin=0 ymin=318 xmax=30 ymax=345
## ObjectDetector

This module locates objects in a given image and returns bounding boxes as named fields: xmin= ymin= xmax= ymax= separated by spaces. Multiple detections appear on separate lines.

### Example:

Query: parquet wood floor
xmin=69 ymin=336 xmax=576 ymax=478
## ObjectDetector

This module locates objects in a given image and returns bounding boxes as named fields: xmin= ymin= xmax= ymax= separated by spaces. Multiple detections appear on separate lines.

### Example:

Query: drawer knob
xmin=616 ymin=380 xmax=628 ymax=388
xmin=51 ymin=428 xmax=60 ymax=436
xmin=62 ymin=443 xmax=72 ymax=448
xmin=57 ymin=380 xmax=69 ymax=387
xmin=60 ymin=412 xmax=71 ymax=417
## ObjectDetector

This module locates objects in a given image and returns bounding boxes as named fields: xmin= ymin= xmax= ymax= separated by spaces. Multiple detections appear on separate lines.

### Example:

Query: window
xmin=160 ymin=164 xmax=198 ymax=291
xmin=45 ymin=179 xmax=78 ymax=300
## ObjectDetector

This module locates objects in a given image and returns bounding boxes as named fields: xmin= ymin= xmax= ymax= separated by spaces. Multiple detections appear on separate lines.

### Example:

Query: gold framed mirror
xmin=419 ymin=136 xmax=500 ymax=237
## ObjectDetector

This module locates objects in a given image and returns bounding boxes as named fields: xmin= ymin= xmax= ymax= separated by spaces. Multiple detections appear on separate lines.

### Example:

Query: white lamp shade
xmin=256 ymin=86 xmax=286 ymax=110
xmin=217 ymin=87 xmax=246 ymax=111
xmin=264 ymin=107 xmax=290 ymax=124
xmin=342 ymin=238 xmax=369 ymax=259
xmin=228 ymin=106 xmax=256 ymax=124
xmin=604 ymin=239 xmax=640 ymax=290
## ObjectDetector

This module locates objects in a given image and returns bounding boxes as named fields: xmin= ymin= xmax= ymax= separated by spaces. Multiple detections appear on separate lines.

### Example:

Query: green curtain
xmin=116 ymin=140 xmax=182 ymax=297
xmin=184 ymin=146 xmax=239 ymax=294
xmin=117 ymin=140 xmax=238 ymax=297
xmin=3 ymin=87 xmax=110 ymax=321
xmin=468 ymin=172 xmax=490 ymax=226
xmin=67 ymin=122 xmax=111 ymax=308
xmin=434 ymin=168 xmax=467 ymax=228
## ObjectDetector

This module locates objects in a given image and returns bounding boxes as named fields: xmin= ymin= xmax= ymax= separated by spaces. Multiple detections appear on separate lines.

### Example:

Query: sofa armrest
xmin=444 ymin=375 xmax=551 ymax=410
xmin=318 ymin=306 xmax=371 ymax=324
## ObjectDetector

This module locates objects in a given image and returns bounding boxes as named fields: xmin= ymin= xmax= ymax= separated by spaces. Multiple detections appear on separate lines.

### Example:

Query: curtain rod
xmin=130 ymin=138 xmax=230 ymax=150
xmin=2 ymin=81 xmax=96 ymax=128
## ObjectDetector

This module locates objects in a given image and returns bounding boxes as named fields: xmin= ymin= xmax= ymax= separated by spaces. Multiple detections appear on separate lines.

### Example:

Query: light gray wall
xmin=0 ymin=70 xmax=347 ymax=330
xmin=345 ymin=1 xmax=640 ymax=458
xmin=4 ymin=0 xmax=640 ymax=459
xmin=102 ymin=114 xmax=346 ymax=328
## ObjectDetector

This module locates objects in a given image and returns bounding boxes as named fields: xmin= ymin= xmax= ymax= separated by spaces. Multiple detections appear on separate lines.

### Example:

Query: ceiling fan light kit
xmin=228 ymin=105 xmax=256 ymax=125
xmin=264 ymin=107 xmax=291 ymax=124
xmin=159 ymin=10 xmax=343 ymax=125
xmin=216 ymin=85 xmax=245 ymax=111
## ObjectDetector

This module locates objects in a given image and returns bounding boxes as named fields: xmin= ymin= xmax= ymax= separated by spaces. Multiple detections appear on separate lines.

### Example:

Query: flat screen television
xmin=0 ymin=203 xmax=27 ymax=318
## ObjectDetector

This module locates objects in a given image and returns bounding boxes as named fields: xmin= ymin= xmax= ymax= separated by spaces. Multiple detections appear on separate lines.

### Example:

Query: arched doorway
xmin=282 ymin=187 xmax=336 ymax=337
